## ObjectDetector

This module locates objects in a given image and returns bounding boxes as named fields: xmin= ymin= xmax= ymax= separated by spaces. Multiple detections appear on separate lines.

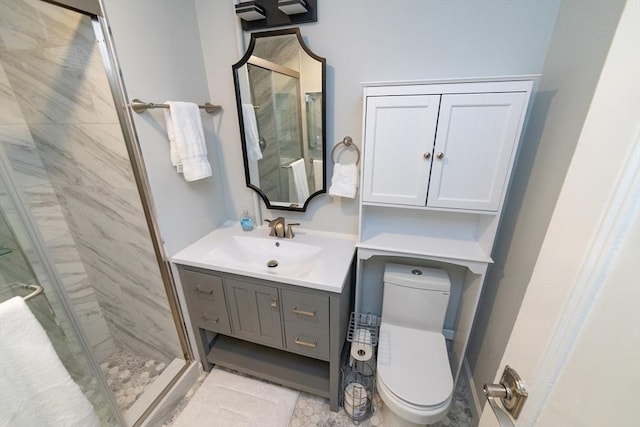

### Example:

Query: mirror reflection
xmin=233 ymin=28 xmax=326 ymax=211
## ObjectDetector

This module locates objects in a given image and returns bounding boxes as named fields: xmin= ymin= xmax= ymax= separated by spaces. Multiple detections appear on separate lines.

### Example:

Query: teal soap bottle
xmin=240 ymin=210 xmax=254 ymax=231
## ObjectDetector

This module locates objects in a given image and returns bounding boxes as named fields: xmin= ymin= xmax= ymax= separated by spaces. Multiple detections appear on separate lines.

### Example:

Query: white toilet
xmin=376 ymin=263 xmax=454 ymax=426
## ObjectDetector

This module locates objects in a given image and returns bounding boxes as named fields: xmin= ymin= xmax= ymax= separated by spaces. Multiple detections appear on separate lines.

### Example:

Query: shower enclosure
xmin=0 ymin=0 xmax=191 ymax=425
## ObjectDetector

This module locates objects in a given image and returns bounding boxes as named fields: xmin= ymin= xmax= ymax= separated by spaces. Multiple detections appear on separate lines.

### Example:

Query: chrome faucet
xmin=264 ymin=217 xmax=286 ymax=238
xmin=264 ymin=217 xmax=299 ymax=239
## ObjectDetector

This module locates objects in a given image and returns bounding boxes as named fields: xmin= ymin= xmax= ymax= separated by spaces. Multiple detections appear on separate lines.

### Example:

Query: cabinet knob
xmin=436 ymin=152 xmax=444 ymax=160
xmin=270 ymin=298 xmax=278 ymax=309
xmin=423 ymin=152 xmax=431 ymax=159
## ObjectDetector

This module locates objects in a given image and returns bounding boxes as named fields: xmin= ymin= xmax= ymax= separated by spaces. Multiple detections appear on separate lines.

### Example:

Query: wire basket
xmin=346 ymin=312 xmax=380 ymax=346
xmin=342 ymin=361 xmax=375 ymax=423
xmin=342 ymin=312 xmax=381 ymax=424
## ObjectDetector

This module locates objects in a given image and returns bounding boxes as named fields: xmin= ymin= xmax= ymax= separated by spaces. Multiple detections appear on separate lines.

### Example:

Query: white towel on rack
xmin=242 ymin=104 xmax=263 ymax=161
xmin=312 ymin=159 xmax=323 ymax=191
xmin=0 ymin=297 xmax=100 ymax=427
xmin=290 ymin=158 xmax=309 ymax=203
xmin=164 ymin=101 xmax=212 ymax=181
xmin=329 ymin=163 xmax=359 ymax=199
xmin=163 ymin=104 xmax=182 ymax=173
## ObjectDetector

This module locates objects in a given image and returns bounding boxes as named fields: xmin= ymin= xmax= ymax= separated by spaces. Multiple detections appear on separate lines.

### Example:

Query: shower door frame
xmin=39 ymin=0 xmax=196 ymax=424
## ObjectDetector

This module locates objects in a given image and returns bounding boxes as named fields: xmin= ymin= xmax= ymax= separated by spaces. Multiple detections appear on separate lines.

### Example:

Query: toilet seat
xmin=377 ymin=322 xmax=453 ymax=409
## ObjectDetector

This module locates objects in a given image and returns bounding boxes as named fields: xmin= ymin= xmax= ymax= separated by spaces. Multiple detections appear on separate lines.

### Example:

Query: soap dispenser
xmin=240 ymin=210 xmax=254 ymax=231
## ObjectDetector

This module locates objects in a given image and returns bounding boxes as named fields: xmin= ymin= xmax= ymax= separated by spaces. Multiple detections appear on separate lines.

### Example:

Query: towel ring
xmin=331 ymin=136 xmax=360 ymax=165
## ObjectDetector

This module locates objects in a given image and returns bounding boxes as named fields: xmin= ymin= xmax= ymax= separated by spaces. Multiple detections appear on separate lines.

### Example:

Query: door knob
xmin=483 ymin=365 xmax=528 ymax=425
xmin=436 ymin=152 xmax=444 ymax=159
xmin=270 ymin=298 xmax=278 ymax=309
xmin=423 ymin=152 xmax=431 ymax=159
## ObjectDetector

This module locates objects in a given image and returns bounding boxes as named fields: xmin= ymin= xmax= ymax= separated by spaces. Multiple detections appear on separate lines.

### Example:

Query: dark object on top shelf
xmin=235 ymin=0 xmax=317 ymax=31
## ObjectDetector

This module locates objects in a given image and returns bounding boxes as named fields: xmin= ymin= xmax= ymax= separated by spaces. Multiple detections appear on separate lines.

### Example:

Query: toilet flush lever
xmin=483 ymin=365 xmax=528 ymax=425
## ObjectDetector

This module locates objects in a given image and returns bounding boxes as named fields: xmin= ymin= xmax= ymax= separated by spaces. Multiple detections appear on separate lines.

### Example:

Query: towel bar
xmin=131 ymin=99 xmax=222 ymax=114
xmin=331 ymin=136 xmax=360 ymax=165
xmin=8 ymin=283 xmax=44 ymax=302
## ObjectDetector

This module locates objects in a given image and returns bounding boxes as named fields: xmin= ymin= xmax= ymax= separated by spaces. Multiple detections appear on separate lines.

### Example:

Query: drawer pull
xmin=292 ymin=307 xmax=316 ymax=317
xmin=294 ymin=337 xmax=317 ymax=348
xmin=195 ymin=286 xmax=214 ymax=295
xmin=202 ymin=314 xmax=219 ymax=324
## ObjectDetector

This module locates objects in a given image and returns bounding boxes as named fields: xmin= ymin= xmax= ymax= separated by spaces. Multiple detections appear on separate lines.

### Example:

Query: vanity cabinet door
xmin=362 ymin=95 xmax=441 ymax=206
xmin=427 ymin=92 xmax=527 ymax=211
xmin=182 ymin=269 xmax=231 ymax=335
xmin=225 ymin=278 xmax=283 ymax=348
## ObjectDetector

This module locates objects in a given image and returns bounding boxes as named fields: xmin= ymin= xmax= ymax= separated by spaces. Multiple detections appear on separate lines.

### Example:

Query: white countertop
xmin=172 ymin=221 xmax=357 ymax=293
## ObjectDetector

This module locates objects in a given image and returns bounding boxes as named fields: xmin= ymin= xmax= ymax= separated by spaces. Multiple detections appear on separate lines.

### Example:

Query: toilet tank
xmin=381 ymin=263 xmax=451 ymax=332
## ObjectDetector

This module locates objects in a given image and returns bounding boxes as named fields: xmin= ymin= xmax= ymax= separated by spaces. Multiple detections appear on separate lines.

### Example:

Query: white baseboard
xmin=462 ymin=358 xmax=482 ymax=427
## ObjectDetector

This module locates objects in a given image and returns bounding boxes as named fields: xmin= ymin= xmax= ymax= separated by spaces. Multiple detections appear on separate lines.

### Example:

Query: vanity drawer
xmin=191 ymin=298 xmax=232 ymax=335
xmin=284 ymin=322 xmax=329 ymax=360
xmin=181 ymin=269 xmax=231 ymax=334
xmin=281 ymin=289 xmax=329 ymax=328
xmin=182 ymin=269 xmax=224 ymax=302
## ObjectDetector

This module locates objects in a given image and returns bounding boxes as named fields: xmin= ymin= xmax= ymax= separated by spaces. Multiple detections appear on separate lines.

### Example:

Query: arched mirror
xmin=233 ymin=28 xmax=326 ymax=211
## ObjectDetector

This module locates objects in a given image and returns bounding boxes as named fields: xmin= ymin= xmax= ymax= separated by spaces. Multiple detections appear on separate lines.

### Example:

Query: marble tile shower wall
xmin=0 ymin=0 xmax=181 ymax=363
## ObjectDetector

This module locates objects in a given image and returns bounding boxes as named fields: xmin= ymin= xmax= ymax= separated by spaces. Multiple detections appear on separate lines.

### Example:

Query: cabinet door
xmin=362 ymin=95 xmax=440 ymax=206
xmin=427 ymin=92 xmax=527 ymax=211
xmin=225 ymin=278 xmax=283 ymax=348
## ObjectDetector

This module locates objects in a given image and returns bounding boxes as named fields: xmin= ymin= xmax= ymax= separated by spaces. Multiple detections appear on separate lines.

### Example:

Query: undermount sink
xmin=205 ymin=235 xmax=322 ymax=277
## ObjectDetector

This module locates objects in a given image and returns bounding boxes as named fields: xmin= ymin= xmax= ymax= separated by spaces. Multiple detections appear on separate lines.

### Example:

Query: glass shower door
xmin=0 ymin=160 xmax=123 ymax=426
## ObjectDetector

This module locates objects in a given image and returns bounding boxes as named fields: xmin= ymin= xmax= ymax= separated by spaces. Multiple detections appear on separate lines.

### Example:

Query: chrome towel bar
xmin=131 ymin=99 xmax=222 ymax=114
xmin=8 ymin=283 xmax=44 ymax=302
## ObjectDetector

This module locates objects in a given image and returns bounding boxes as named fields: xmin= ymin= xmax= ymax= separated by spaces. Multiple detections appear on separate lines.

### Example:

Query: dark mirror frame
xmin=232 ymin=27 xmax=326 ymax=212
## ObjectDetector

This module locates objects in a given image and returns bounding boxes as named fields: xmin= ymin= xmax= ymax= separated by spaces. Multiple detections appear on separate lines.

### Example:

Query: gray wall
xmin=466 ymin=0 xmax=626 ymax=405
xmin=195 ymin=0 xmax=560 ymax=232
xmin=103 ymin=0 xmax=230 ymax=256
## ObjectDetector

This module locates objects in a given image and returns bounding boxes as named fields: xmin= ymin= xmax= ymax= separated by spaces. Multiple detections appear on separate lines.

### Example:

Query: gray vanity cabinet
xmin=177 ymin=264 xmax=354 ymax=412
xmin=225 ymin=278 xmax=283 ymax=348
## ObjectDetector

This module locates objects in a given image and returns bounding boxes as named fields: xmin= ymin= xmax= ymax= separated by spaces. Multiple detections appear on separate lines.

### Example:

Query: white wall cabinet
xmin=362 ymin=94 xmax=440 ymax=206
xmin=362 ymin=88 xmax=527 ymax=212
xmin=356 ymin=77 xmax=536 ymax=387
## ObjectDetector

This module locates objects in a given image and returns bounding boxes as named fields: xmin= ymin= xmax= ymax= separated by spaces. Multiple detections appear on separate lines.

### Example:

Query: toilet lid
xmin=377 ymin=323 xmax=453 ymax=407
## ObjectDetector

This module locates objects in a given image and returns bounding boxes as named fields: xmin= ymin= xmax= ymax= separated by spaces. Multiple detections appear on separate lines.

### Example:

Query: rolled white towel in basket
xmin=0 ymin=296 xmax=100 ymax=427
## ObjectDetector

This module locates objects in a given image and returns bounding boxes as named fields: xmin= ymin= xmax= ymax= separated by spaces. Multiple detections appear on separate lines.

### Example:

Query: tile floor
xmin=163 ymin=368 xmax=475 ymax=427
xmin=99 ymin=350 xmax=167 ymax=411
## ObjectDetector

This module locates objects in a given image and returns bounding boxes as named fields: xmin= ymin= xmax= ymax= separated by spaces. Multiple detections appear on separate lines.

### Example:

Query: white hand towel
xmin=290 ymin=158 xmax=309 ymax=203
xmin=242 ymin=104 xmax=263 ymax=161
xmin=329 ymin=163 xmax=359 ymax=199
xmin=163 ymin=106 xmax=182 ymax=173
xmin=0 ymin=297 xmax=100 ymax=427
xmin=312 ymin=159 xmax=323 ymax=192
xmin=164 ymin=101 xmax=212 ymax=182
